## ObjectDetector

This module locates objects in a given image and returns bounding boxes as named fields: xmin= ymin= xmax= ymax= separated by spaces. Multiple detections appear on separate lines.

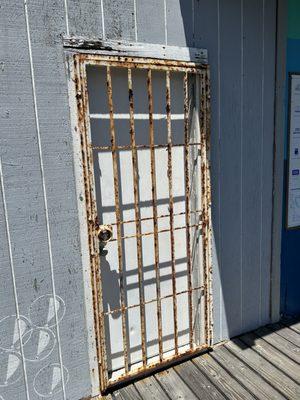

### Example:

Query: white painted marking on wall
xmin=63 ymin=0 xmax=70 ymax=36
xmin=12 ymin=320 xmax=20 ymax=348
xmin=22 ymin=327 xmax=56 ymax=362
xmin=259 ymin=0 xmax=266 ymax=326
xmin=0 ymin=315 xmax=32 ymax=351
xmin=33 ymin=364 xmax=69 ymax=398
xmin=133 ymin=0 xmax=138 ymax=42
xmin=0 ymin=351 xmax=22 ymax=387
xmin=0 ymin=159 xmax=29 ymax=398
xmin=29 ymin=294 xmax=66 ymax=328
xmin=192 ymin=0 xmax=195 ymax=47
xmin=23 ymin=1 xmax=66 ymax=397
xmin=51 ymin=366 xmax=61 ymax=392
xmin=37 ymin=330 xmax=50 ymax=357
xmin=164 ymin=0 xmax=168 ymax=45
xmin=90 ymin=113 xmax=185 ymax=120
xmin=47 ymin=297 xmax=59 ymax=325
xmin=100 ymin=0 xmax=106 ymax=39
xmin=240 ymin=0 xmax=244 ymax=331
xmin=6 ymin=354 xmax=20 ymax=382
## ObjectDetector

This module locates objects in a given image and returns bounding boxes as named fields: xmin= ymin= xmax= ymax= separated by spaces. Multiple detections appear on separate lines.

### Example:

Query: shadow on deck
xmin=104 ymin=317 xmax=300 ymax=399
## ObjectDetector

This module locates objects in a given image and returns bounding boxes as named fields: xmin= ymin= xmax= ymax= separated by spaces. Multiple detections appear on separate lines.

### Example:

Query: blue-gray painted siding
xmin=0 ymin=1 xmax=277 ymax=399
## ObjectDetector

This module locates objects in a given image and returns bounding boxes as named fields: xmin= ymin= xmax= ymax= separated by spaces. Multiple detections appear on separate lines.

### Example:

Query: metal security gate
xmin=72 ymin=51 xmax=212 ymax=393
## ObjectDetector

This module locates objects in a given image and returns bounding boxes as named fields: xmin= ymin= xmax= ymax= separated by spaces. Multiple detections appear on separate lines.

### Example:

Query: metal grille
xmin=73 ymin=54 xmax=212 ymax=393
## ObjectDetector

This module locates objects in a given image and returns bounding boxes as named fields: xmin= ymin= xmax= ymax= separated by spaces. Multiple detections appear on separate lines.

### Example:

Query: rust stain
xmin=91 ymin=142 xmax=203 ymax=151
xmin=147 ymin=69 xmax=163 ymax=362
xmin=183 ymin=71 xmax=194 ymax=350
xmin=166 ymin=69 xmax=178 ymax=354
xmin=128 ymin=67 xmax=147 ymax=367
xmin=106 ymin=65 xmax=129 ymax=373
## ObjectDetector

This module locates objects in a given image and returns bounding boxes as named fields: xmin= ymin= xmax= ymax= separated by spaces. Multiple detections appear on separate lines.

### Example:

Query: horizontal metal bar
xmin=110 ymin=209 xmax=202 ymax=227
xmin=90 ymin=113 xmax=184 ymax=120
xmin=91 ymin=142 xmax=201 ymax=151
xmin=65 ymin=38 xmax=208 ymax=64
xmin=103 ymin=285 xmax=205 ymax=317
xmin=110 ymin=222 xmax=202 ymax=242
xmin=105 ymin=344 xmax=210 ymax=392
xmin=80 ymin=55 xmax=203 ymax=73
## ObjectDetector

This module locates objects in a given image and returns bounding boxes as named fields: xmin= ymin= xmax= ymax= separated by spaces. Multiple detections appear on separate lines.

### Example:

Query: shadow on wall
xmin=178 ymin=0 xmax=277 ymax=342
xmin=178 ymin=0 xmax=230 ymax=343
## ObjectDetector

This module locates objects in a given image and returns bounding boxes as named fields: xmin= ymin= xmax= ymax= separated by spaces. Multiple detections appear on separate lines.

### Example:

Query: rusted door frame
xmin=68 ymin=49 xmax=213 ymax=395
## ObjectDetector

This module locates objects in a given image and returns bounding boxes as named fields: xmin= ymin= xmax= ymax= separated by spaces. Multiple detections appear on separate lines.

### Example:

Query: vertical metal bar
xmin=184 ymin=71 xmax=194 ymax=349
xmin=201 ymin=68 xmax=213 ymax=346
xmin=106 ymin=66 xmax=129 ymax=372
xmin=147 ymin=69 xmax=163 ymax=360
xmin=166 ymin=71 xmax=179 ymax=354
xmin=127 ymin=68 xmax=147 ymax=366
xmin=193 ymin=73 xmax=204 ymax=347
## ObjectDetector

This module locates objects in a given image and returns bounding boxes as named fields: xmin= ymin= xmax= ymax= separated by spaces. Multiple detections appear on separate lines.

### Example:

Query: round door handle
xmin=97 ymin=224 xmax=113 ymax=244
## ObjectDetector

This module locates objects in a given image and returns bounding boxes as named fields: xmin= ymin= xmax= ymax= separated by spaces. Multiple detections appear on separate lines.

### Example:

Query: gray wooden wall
xmin=0 ymin=1 xmax=277 ymax=399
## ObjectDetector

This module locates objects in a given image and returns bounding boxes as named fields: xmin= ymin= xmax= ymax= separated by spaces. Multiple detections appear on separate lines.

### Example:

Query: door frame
xmin=66 ymin=40 xmax=213 ymax=395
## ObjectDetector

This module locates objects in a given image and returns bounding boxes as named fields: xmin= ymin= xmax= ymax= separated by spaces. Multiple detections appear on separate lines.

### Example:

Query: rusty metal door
xmin=73 ymin=54 xmax=212 ymax=393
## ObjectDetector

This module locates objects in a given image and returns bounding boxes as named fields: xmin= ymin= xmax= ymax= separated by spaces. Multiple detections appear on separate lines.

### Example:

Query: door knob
xmin=97 ymin=224 xmax=113 ymax=245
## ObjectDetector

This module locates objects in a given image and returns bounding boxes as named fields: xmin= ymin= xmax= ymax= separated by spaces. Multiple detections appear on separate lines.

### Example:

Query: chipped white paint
xmin=66 ymin=55 xmax=100 ymax=396
xmin=64 ymin=37 xmax=208 ymax=64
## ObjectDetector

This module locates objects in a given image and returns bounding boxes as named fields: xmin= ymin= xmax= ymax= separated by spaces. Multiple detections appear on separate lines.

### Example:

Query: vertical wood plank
xmin=67 ymin=0 xmax=104 ymax=37
xmin=219 ymin=0 xmax=243 ymax=337
xmin=102 ymin=0 xmax=136 ymax=41
xmin=135 ymin=0 xmax=165 ymax=44
xmin=242 ymin=0 xmax=264 ymax=332
xmin=165 ymin=0 xmax=194 ymax=46
xmin=260 ymin=0 xmax=277 ymax=325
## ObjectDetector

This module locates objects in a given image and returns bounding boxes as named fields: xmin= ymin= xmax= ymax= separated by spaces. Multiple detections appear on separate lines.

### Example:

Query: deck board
xmin=272 ymin=323 xmax=300 ymax=347
xmin=134 ymin=376 xmax=169 ymax=400
xmin=154 ymin=368 xmax=199 ymax=399
xmin=240 ymin=331 xmax=300 ymax=383
xmin=109 ymin=318 xmax=300 ymax=400
xmin=193 ymin=353 xmax=252 ymax=399
xmin=226 ymin=339 xmax=300 ymax=399
xmin=255 ymin=325 xmax=300 ymax=365
xmin=211 ymin=345 xmax=285 ymax=399
xmin=174 ymin=359 xmax=224 ymax=400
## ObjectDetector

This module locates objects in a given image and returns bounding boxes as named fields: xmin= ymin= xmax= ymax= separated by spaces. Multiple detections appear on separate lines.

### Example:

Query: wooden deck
xmin=105 ymin=318 xmax=300 ymax=399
